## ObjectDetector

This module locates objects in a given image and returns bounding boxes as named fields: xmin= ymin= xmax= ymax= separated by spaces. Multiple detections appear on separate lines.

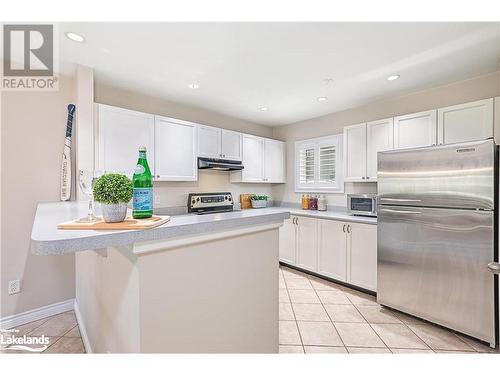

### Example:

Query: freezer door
xmin=378 ymin=139 xmax=495 ymax=210
xmin=377 ymin=205 xmax=496 ymax=345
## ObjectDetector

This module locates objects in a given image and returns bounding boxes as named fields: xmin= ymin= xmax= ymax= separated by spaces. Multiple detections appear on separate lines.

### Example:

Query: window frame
xmin=294 ymin=134 xmax=344 ymax=193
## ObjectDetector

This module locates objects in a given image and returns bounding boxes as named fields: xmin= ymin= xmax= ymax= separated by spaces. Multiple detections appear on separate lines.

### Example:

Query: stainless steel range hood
xmin=198 ymin=157 xmax=244 ymax=171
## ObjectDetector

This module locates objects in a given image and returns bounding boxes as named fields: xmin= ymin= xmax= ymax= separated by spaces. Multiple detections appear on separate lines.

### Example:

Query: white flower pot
xmin=251 ymin=200 xmax=267 ymax=209
xmin=101 ymin=203 xmax=127 ymax=223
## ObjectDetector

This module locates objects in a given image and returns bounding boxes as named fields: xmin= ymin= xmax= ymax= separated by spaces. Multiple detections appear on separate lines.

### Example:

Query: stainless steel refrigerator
xmin=377 ymin=139 xmax=497 ymax=347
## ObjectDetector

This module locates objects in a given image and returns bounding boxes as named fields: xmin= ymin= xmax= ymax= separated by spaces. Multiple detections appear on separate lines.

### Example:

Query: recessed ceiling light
xmin=259 ymin=107 xmax=269 ymax=111
xmin=317 ymin=97 xmax=328 ymax=102
xmin=387 ymin=74 xmax=400 ymax=81
xmin=188 ymin=83 xmax=199 ymax=89
xmin=65 ymin=32 xmax=85 ymax=43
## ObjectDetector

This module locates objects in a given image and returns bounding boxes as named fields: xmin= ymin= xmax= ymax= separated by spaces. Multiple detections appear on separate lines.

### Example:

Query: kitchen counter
xmin=30 ymin=202 xmax=290 ymax=255
xmin=31 ymin=201 xmax=287 ymax=353
xmin=285 ymin=207 xmax=377 ymax=225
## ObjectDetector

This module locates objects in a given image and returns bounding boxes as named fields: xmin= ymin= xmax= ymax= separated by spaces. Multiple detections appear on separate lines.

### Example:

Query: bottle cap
xmin=139 ymin=146 xmax=147 ymax=152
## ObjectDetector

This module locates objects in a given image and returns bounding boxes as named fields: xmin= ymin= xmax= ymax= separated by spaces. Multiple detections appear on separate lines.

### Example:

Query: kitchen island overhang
xmin=31 ymin=202 xmax=290 ymax=353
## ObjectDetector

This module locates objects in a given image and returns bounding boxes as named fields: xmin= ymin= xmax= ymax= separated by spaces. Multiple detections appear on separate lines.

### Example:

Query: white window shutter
xmin=295 ymin=135 xmax=343 ymax=193
xmin=299 ymin=147 xmax=315 ymax=184
xmin=319 ymin=145 xmax=336 ymax=183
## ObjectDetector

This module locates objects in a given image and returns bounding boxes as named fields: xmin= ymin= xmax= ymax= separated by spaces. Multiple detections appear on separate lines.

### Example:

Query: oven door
xmin=348 ymin=195 xmax=376 ymax=216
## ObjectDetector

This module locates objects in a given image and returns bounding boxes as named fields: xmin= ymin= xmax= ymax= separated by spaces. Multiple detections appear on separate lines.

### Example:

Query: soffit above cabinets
xmin=60 ymin=22 xmax=500 ymax=126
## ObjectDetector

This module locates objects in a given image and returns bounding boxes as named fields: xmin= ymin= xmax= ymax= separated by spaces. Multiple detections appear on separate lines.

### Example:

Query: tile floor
xmin=279 ymin=265 xmax=499 ymax=354
xmin=2 ymin=266 xmax=498 ymax=354
xmin=1 ymin=311 xmax=85 ymax=354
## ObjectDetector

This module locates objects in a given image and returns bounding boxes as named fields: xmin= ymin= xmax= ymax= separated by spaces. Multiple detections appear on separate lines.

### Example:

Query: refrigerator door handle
xmin=380 ymin=198 xmax=422 ymax=202
xmin=487 ymin=262 xmax=500 ymax=274
xmin=379 ymin=208 xmax=422 ymax=215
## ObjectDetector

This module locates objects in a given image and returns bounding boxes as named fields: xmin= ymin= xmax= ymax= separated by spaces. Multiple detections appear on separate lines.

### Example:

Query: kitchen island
xmin=31 ymin=202 xmax=290 ymax=353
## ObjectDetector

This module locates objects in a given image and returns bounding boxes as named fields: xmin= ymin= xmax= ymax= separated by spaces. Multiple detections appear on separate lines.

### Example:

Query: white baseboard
xmin=73 ymin=300 xmax=92 ymax=354
xmin=0 ymin=299 xmax=75 ymax=330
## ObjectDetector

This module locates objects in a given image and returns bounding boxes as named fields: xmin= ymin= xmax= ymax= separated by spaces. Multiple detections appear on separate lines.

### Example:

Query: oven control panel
xmin=188 ymin=192 xmax=233 ymax=213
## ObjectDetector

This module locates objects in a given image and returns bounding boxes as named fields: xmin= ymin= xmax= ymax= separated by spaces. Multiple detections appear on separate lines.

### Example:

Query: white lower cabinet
xmin=296 ymin=216 xmax=318 ymax=272
xmin=318 ymin=220 xmax=347 ymax=281
xmin=279 ymin=217 xmax=297 ymax=265
xmin=347 ymin=222 xmax=377 ymax=291
xmin=279 ymin=216 xmax=377 ymax=292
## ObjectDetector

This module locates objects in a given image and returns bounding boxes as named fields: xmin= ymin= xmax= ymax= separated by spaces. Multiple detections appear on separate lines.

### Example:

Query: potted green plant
xmin=93 ymin=173 xmax=133 ymax=223
xmin=250 ymin=195 xmax=268 ymax=208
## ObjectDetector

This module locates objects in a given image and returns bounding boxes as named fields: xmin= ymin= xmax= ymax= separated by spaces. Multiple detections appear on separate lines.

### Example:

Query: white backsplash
xmin=152 ymin=170 xmax=273 ymax=208
xmin=271 ymin=181 xmax=377 ymax=208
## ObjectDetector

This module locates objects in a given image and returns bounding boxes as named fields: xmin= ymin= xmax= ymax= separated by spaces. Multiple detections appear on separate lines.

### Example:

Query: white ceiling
xmin=60 ymin=23 xmax=500 ymax=126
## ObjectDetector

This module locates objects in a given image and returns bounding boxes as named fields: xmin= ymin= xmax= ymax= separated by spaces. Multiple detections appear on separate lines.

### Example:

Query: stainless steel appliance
xmin=377 ymin=139 xmax=497 ymax=347
xmin=188 ymin=192 xmax=234 ymax=215
xmin=347 ymin=194 xmax=377 ymax=217
xmin=198 ymin=157 xmax=244 ymax=171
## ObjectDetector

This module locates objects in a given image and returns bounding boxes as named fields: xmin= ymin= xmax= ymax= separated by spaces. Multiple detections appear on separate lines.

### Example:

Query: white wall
xmin=1 ymin=75 xmax=76 ymax=318
xmin=272 ymin=71 xmax=500 ymax=207
xmin=94 ymin=82 xmax=275 ymax=207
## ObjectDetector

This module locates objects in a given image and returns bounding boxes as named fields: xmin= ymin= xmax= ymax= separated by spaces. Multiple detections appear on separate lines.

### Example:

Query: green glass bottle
xmin=132 ymin=146 xmax=153 ymax=219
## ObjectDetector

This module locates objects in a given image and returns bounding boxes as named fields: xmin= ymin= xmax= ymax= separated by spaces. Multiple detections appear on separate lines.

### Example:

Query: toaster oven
xmin=347 ymin=194 xmax=377 ymax=217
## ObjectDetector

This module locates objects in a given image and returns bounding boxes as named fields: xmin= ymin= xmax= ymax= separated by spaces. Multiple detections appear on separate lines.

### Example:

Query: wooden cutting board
xmin=240 ymin=194 xmax=253 ymax=209
xmin=57 ymin=215 xmax=170 ymax=230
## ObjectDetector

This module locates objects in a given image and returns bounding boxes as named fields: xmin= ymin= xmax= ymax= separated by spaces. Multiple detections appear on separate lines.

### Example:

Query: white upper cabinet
xmin=197 ymin=125 xmax=221 ymax=159
xmin=96 ymin=104 xmax=155 ymax=176
xmin=437 ymin=98 xmax=494 ymax=145
xmin=231 ymin=134 xmax=285 ymax=183
xmin=343 ymin=123 xmax=367 ymax=182
xmin=221 ymin=129 xmax=242 ymax=161
xmin=154 ymin=116 xmax=198 ymax=181
xmin=198 ymin=126 xmax=242 ymax=161
xmin=240 ymin=134 xmax=265 ymax=182
xmin=366 ymin=118 xmax=394 ymax=180
xmin=394 ymin=110 xmax=437 ymax=149
xmin=264 ymin=139 xmax=285 ymax=183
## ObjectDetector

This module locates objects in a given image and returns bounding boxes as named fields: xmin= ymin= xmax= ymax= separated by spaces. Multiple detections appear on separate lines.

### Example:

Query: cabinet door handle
xmin=361 ymin=176 xmax=366 ymax=180
xmin=295 ymin=218 xmax=299 ymax=225
xmin=343 ymin=224 xmax=346 ymax=233
xmin=366 ymin=176 xmax=370 ymax=180
xmin=347 ymin=225 xmax=351 ymax=233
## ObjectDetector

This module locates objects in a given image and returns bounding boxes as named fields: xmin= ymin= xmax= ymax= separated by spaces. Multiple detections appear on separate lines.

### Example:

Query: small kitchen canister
xmin=301 ymin=194 xmax=309 ymax=210
xmin=318 ymin=195 xmax=327 ymax=211
xmin=309 ymin=195 xmax=318 ymax=210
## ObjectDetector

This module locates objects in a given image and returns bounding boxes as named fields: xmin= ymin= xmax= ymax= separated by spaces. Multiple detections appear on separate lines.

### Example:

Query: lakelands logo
xmin=2 ymin=24 xmax=59 ymax=91
xmin=1 ymin=328 xmax=50 ymax=352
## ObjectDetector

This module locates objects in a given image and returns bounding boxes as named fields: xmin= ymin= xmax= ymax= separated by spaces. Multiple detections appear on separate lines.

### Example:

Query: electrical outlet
xmin=8 ymin=280 xmax=21 ymax=295
xmin=154 ymin=195 xmax=160 ymax=205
